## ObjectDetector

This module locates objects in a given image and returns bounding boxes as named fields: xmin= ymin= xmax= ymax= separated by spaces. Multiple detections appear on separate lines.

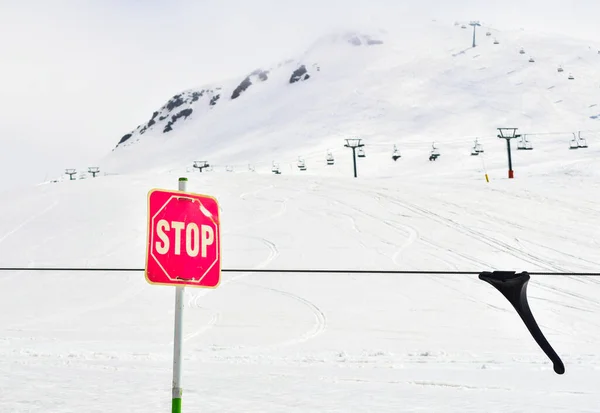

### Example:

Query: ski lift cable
xmin=0 ymin=267 xmax=599 ymax=277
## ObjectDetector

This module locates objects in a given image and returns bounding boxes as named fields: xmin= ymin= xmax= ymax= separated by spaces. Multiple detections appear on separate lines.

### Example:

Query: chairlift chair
xmin=519 ymin=48 xmax=525 ymax=54
xmin=529 ymin=57 xmax=535 ymax=63
xmin=557 ymin=66 xmax=564 ymax=73
xmin=297 ymin=157 xmax=307 ymax=171
xmin=568 ymin=73 xmax=575 ymax=80
xmin=429 ymin=143 xmax=441 ymax=161
xmin=569 ymin=135 xmax=579 ymax=150
xmin=392 ymin=145 xmax=401 ymax=161
xmin=470 ymin=146 xmax=479 ymax=156
xmin=486 ymin=31 xmax=491 ymax=36
xmin=461 ymin=25 xmax=467 ymax=29
xmin=248 ymin=164 xmax=255 ymax=172
xmin=357 ymin=147 xmax=366 ymax=158
xmin=493 ymin=39 xmax=499 ymax=45
xmin=519 ymin=135 xmax=533 ymax=150
xmin=577 ymin=132 xmax=588 ymax=148
xmin=272 ymin=162 xmax=281 ymax=175
xmin=473 ymin=138 xmax=484 ymax=153
xmin=326 ymin=150 xmax=334 ymax=165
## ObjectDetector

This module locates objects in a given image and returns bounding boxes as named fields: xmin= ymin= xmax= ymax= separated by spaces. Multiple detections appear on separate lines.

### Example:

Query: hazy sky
xmin=1 ymin=0 xmax=599 ymax=190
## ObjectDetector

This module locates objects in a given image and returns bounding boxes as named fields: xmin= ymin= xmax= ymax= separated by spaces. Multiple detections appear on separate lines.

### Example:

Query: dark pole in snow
xmin=470 ymin=21 xmax=481 ymax=47
xmin=497 ymin=128 xmax=519 ymax=179
xmin=344 ymin=138 xmax=364 ymax=178
xmin=506 ymin=139 xmax=513 ymax=178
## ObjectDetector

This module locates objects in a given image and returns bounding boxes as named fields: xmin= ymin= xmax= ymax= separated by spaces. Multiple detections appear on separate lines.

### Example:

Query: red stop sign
xmin=145 ymin=189 xmax=220 ymax=288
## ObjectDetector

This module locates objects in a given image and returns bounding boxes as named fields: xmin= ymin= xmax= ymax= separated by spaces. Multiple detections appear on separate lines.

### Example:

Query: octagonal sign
xmin=145 ymin=189 xmax=220 ymax=288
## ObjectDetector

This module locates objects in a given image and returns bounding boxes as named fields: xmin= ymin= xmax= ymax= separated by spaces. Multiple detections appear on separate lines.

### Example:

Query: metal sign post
xmin=172 ymin=177 xmax=186 ymax=413
xmin=145 ymin=176 xmax=221 ymax=412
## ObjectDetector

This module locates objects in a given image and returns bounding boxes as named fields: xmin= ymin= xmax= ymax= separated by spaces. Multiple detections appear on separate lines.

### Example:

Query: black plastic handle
xmin=479 ymin=271 xmax=565 ymax=375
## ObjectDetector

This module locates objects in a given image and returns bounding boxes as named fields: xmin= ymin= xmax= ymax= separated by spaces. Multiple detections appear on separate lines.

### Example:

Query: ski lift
xmin=392 ymin=145 xmax=401 ymax=161
xmin=357 ymin=147 xmax=366 ymax=158
xmin=568 ymin=73 xmax=575 ymax=80
xmin=519 ymin=47 xmax=525 ymax=54
xmin=248 ymin=164 xmax=255 ymax=172
xmin=577 ymin=131 xmax=588 ymax=148
xmin=461 ymin=25 xmax=467 ymax=29
xmin=557 ymin=65 xmax=564 ymax=73
xmin=326 ymin=150 xmax=334 ymax=165
xmin=226 ymin=165 xmax=234 ymax=172
xmin=529 ymin=57 xmax=535 ymax=63
xmin=272 ymin=162 xmax=281 ymax=174
xmin=429 ymin=142 xmax=440 ymax=161
xmin=486 ymin=31 xmax=491 ymax=36
xmin=471 ymin=138 xmax=484 ymax=155
xmin=569 ymin=134 xmax=579 ymax=150
xmin=297 ymin=157 xmax=307 ymax=171
xmin=493 ymin=38 xmax=499 ymax=45
xmin=517 ymin=135 xmax=533 ymax=150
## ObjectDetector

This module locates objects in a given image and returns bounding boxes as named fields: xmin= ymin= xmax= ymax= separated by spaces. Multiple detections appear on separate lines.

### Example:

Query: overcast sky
xmin=1 ymin=0 xmax=599 ymax=190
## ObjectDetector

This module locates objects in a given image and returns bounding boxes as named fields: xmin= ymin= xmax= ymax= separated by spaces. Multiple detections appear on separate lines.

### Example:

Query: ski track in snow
xmin=0 ymin=200 xmax=59 ymax=245
xmin=234 ymin=281 xmax=327 ymax=350
xmin=183 ymin=306 xmax=221 ymax=343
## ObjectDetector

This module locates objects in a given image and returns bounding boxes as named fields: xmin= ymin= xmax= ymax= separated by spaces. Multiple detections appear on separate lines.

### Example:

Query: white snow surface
xmin=2 ymin=21 xmax=600 ymax=413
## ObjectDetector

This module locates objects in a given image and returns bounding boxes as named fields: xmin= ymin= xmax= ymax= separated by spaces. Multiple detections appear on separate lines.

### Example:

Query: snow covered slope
xmin=101 ymin=21 xmax=600 ymax=178
xmin=2 ymin=163 xmax=600 ymax=412
xmin=2 ymin=19 xmax=600 ymax=413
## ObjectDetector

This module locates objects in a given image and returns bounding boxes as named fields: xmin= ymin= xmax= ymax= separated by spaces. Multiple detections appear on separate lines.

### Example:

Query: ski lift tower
xmin=469 ymin=21 xmax=481 ymax=48
xmin=193 ymin=161 xmax=209 ymax=172
xmin=344 ymin=138 xmax=364 ymax=178
xmin=497 ymin=127 xmax=520 ymax=179
xmin=65 ymin=169 xmax=77 ymax=180
xmin=88 ymin=166 xmax=100 ymax=177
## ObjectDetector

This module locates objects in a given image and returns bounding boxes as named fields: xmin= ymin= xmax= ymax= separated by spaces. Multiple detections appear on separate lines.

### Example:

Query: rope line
xmin=0 ymin=267 xmax=599 ymax=276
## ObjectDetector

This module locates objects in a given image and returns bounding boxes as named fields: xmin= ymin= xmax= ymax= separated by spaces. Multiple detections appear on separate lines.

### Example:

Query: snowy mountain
xmin=2 ymin=20 xmax=600 ymax=412
xmin=103 ymin=21 xmax=600 ymax=177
